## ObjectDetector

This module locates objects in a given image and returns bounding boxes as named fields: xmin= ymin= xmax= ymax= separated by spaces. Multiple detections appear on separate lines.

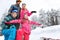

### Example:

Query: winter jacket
xmin=8 ymin=4 xmax=21 ymax=19
xmin=20 ymin=9 xmax=32 ymax=19
xmin=2 ymin=25 xmax=16 ymax=40
xmin=6 ymin=19 xmax=41 ymax=34
xmin=1 ymin=14 xmax=19 ymax=30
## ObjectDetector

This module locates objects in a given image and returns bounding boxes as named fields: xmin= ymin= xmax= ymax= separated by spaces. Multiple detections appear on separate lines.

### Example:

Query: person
xmin=8 ymin=0 xmax=22 ymax=30
xmin=1 ymin=10 xmax=18 ymax=40
xmin=5 ymin=13 xmax=42 ymax=40
xmin=20 ymin=3 xmax=36 ymax=19
xmin=9 ymin=0 xmax=22 ymax=19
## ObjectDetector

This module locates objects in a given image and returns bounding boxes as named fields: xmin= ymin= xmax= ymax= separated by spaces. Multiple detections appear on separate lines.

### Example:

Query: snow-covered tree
xmin=38 ymin=9 xmax=60 ymax=28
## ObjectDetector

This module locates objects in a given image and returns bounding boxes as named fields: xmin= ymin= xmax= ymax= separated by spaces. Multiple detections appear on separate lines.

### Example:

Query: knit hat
xmin=12 ymin=10 xmax=18 ymax=13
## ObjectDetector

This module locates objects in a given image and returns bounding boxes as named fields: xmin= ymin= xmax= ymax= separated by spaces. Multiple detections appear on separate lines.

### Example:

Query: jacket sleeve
xmin=27 ymin=10 xmax=32 ymax=16
xmin=8 ymin=5 xmax=14 ymax=13
xmin=6 ymin=19 xmax=21 ymax=24
xmin=1 ymin=16 xmax=10 ymax=29
xmin=30 ymin=21 xmax=41 ymax=25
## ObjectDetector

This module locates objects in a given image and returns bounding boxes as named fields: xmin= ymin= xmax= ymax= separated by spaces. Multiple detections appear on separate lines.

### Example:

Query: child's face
xmin=11 ymin=12 xmax=17 ymax=18
xmin=22 ymin=5 xmax=26 ymax=9
xmin=24 ymin=14 xmax=28 ymax=19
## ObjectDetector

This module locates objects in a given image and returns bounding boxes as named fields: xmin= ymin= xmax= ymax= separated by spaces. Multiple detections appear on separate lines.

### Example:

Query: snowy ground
xmin=0 ymin=25 xmax=60 ymax=40
xmin=30 ymin=25 xmax=60 ymax=40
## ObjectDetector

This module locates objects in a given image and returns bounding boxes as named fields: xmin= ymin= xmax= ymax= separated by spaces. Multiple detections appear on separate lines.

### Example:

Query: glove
xmin=40 ymin=24 xmax=43 ymax=27
xmin=38 ymin=24 xmax=41 ymax=25
xmin=5 ymin=22 xmax=10 ymax=24
xmin=31 ymin=11 xmax=37 ymax=13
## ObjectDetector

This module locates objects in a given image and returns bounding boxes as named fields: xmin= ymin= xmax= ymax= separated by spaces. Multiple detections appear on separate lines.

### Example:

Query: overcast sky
xmin=0 ymin=0 xmax=60 ymax=19
xmin=23 ymin=0 xmax=60 ymax=11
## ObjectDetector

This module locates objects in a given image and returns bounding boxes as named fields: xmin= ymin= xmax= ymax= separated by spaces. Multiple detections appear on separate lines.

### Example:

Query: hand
xmin=5 ymin=22 xmax=10 ymax=24
xmin=31 ymin=11 xmax=37 ymax=13
xmin=38 ymin=24 xmax=41 ymax=25
xmin=40 ymin=24 xmax=43 ymax=27
xmin=38 ymin=24 xmax=43 ymax=27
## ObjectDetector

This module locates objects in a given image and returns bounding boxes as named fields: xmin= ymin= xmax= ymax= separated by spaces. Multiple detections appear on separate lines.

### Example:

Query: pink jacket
xmin=6 ymin=19 xmax=41 ymax=34
xmin=20 ymin=9 xmax=32 ymax=19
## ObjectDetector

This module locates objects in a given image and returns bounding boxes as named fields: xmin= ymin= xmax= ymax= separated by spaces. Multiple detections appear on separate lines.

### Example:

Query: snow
xmin=30 ymin=25 xmax=60 ymax=40
xmin=0 ymin=35 xmax=4 ymax=40
xmin=0 ymin=25 xmax=60 ymax=40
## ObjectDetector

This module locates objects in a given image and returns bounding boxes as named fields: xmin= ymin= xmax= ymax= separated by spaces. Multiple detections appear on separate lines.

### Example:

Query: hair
xmin=22 ymin=3 xmax=26 ymax=5
xmin=16 ymin=0 xmax=22 ymax=2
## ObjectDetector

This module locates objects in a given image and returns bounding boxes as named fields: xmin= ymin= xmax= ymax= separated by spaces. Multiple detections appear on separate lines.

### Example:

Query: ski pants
xmin=2 ymin=25 xmax=16 ymax=40
xmin=16 ymin=29 xmax=30 ymax=40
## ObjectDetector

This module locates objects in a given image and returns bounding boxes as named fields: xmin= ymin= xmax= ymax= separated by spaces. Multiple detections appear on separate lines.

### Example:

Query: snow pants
xmin=16 ymin=29 xmax=30 ymax=40
xmin=2 ymin=25 xmax=16 ymax=40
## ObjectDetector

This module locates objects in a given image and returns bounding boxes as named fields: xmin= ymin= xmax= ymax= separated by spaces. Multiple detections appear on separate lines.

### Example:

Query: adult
xmin=20 ymin=3 xmax=37 ymax=19
xmin=8 ymin=0 xmax=22 ymax=29
xmin=8 ymin=0 xmax=22 ymax=19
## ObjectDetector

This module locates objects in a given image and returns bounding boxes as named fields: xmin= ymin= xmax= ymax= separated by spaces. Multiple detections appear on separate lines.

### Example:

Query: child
xmin=6 ymin=13 xmax=41 ymax=40
xmin=1 ymin=10 xmax=18 ymax=40
xmin=20 ymin=3 xmax=36 ymax=19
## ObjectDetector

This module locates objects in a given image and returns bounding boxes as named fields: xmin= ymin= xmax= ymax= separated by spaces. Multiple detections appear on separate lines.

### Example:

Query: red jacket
xmin=20 ymin=9 xmax=32 ymax=19
xmin=6 ymin=19 xmax=41 ymax=34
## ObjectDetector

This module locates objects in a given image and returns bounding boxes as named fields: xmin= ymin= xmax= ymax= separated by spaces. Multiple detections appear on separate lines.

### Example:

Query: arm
xmin=27 ymin=10 xmax=37 ymax=16
xmin=1 ymin=16 xmax=10 ymax=29
xmin=8 ymin=5 xmax=13 ymax=13
xmin=20 ymin=9 xmax=32 ymax=19
xmin=5 ymin=19 xmax=21 ymax=24
xmin=30 ymin=21 xmax=41 ymax=25
xmin=27 ymin=10 xmax=32 ymax=16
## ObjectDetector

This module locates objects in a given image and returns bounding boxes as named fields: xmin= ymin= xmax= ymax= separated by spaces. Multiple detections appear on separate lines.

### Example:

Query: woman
xmin=20 ymin=3 xmax=36 ymax=19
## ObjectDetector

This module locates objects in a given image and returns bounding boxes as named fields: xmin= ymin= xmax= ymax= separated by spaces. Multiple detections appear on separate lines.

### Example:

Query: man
xmin=1 ymin=10 xmax=18 ymax=40
xmin=8 ymin=0 xmax=22 ymax=19
xmin=8 ymin=0 xmax=22 ymax=30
